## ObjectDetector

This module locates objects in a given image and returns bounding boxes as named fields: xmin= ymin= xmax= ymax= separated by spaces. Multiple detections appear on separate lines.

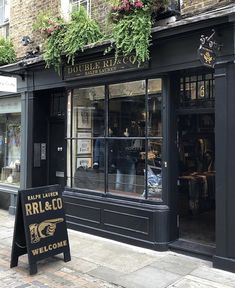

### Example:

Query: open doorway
xmin=176 ymin=72 xmax=215 ymax=247
xmin=177 ymin=113 xmax=215 ymax=246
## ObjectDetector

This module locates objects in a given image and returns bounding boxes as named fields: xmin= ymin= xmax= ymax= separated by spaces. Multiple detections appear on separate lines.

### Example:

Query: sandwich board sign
xmin=10 ymin=184 xmax=71 ymax=275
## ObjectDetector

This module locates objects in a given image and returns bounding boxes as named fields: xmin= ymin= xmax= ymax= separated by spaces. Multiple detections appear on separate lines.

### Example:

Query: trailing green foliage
xmin=34 ymin=1 xmax=170 ymax=70
xmin=0 ymin=37 xmax=16 ymax=66
xmin=112 ymin=9 xmax=152 ymax=64
xmin=44 ymin=27 xmax=66 ymax=72
xmin=34 ymin=7 xmax=103 ymax=71
xmin=63 ymin=7 xmax=104 ymax=65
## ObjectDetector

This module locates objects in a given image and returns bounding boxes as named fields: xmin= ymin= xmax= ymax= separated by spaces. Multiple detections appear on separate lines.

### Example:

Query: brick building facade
xmin=2 ymin=0 xmax=234 ymax=59
xmin=0 ymin=0 xmax=235 ymax=274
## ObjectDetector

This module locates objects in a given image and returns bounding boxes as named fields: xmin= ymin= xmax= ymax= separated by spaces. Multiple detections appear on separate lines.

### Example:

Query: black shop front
xmin=9 ymin=5 xmax=235 ymax=272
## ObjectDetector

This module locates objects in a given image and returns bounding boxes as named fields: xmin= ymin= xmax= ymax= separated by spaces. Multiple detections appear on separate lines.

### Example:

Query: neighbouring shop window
xmin=0 ymin=97 xmax=21 ymax=186
xmin=67 ymin=79 xmax=163 ymax=201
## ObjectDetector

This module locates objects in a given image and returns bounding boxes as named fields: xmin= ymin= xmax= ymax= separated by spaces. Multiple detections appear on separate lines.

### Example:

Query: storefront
xmin=2 ymin=5 xmax=235 ymax=272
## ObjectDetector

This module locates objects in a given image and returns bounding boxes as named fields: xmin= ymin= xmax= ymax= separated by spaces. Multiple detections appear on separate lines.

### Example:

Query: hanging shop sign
xmin=63 ymin=54 xmax=149 ymax=80
xmin=198 ymin=30 xmax=218 ymax=68
xmin=0 ymin=75 xmax=17 ymax=92
xmin=10 ymin=184 xmax=71 ymax=275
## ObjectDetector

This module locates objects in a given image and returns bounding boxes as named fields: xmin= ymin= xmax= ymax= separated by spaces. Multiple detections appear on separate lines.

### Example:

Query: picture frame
xmin=77 ymin=132 xmax=92 ymax=155
xmin=77 ymin=107 xmax=92 ymax=129
xmin=77 ymin=157 xmax=92 ymax=169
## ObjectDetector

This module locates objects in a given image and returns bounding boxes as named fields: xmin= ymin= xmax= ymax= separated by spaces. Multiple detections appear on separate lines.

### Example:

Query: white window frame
xmin=70 ymin=0 xmax=90 ymax=15
xmin=61 ymin=0 xmax=91 ymax=21
xmin=0 ymin=0 xmax=9 ymax=25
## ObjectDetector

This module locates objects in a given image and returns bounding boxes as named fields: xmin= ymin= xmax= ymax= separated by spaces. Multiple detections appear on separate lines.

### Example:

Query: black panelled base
xmin=213 ymin=255 xmax=235 ymax=273
xmin=63 ymin=190 xmax=170 ymax=251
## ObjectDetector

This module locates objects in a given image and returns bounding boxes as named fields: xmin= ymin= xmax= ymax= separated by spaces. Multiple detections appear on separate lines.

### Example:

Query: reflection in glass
xmin=145 ymin=140 xmax=162 ymax=200
xmin=72 ymin=86 xmax=105 ymax=137
xmin=148 ymin=79 xmax=162 ymax=137
xmin=70 ymin=86 xmax=105 ymax=192
xmin=72 ymin=138 xmax=104 ymax=192
xmin=108 ymin=139 xmax=144 ymax=197
xmin=109 ymin=81 xmax=145 ymax=137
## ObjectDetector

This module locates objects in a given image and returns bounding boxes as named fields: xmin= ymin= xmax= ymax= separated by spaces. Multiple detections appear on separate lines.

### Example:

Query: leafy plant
xmin=43 ymin=27 xmax=66 ymax=72
xmin=33 ymin=11 xmax=65 ymax=38
xmin=34 ymin=7 xmax=103 ymax=71
xmin=0 ymin=37 xmax=16 ymax=65
xmin=112 ymin=8 xmax=152 ymax=64
xmin=63 ymin=7 xmax=104 ymax=65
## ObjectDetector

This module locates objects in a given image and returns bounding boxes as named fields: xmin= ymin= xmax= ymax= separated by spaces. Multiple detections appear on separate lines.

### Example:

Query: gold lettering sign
xmin=64 ymin=55 xmax=148 ymax=80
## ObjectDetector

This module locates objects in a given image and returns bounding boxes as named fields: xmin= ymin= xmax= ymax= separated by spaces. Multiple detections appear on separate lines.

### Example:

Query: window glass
xmin=109 ymin=81 xmax=145 ymax=137
xmin=70 ymin=0 xmax=90 ymax=15
xmin=0 ymin=97 xmax=21 ymax=187
xmin=145 ymin=139 xmax=162 ymax=200
xmin=148 ymin=79 xmax=162 ymax=137
xmin=70 ymin=86 xmax=105 ymax=191
xmin=67 ymin=80 xmax=163 ymax=201
xmin=107 ymin=139 xmax=145 ymax=197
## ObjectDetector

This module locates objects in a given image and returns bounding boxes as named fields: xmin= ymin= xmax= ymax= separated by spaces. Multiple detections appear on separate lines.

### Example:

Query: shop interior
xmin=177 ymin=73 xmax=215 ymax=246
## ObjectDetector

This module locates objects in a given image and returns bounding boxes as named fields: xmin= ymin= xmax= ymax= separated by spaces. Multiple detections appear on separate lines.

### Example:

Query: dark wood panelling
xmin=103 ymin=209 xmax=150 ymax=235
xmin=65 ymin=202 xmax=101 ymax=225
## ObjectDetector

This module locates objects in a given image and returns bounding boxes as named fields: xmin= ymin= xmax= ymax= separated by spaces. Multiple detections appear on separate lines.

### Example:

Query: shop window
xmin=67 ymin=79 xmax=163 ymax=201
xmin=0 ymin=97 xmax=21 ymax=187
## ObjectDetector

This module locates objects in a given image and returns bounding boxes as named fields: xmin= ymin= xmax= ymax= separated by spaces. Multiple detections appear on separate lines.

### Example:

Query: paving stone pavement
xmin=1 ymin=209 xmax=235 ymax=288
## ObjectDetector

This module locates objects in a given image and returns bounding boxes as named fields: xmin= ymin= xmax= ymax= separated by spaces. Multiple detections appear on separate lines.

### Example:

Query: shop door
xmin=177 ymin=114 xmax=216 ymax=246
xmin=175 ymin=72 xmax=216 ymax=248
xmin=49 ymin=119 xmax=65 ymax=187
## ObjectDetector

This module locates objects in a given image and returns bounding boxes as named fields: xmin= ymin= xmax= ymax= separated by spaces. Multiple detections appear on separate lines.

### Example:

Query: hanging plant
xmin=63 ymin=7 xmax=104 ymax=65
xmin=33 ymin=8 xmax=103 ymax=71
xmin=33 ymin=11 xmax=66 ymax=72
xmin=109 ymin=1 xmax=153 ymax=64
xmin=0 ymin=37 xmax=16 ymax=66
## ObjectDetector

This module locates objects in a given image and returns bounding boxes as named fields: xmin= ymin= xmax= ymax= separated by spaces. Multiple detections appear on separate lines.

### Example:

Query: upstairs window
xmin=70 ymin=0 xmax=91 ymax=16
xmin=0 ymin=0 xmax=9 ymax=24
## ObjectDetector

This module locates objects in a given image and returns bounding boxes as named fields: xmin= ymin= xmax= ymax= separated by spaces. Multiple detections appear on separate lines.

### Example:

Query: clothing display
xmin=178 ymin=113 xmax=215 ymax=215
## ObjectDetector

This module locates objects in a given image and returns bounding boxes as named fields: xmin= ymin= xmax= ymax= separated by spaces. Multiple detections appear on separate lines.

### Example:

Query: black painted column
xmin=213 ymin=63 xmax=235 ymax=272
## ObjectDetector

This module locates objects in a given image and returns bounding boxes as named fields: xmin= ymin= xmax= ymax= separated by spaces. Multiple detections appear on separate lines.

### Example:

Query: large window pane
xmin=72 ymin=86 xmax=105 ymax=137
xmin=70 ymin=86 xmax=105 ymax=191
xmin=0 ymin=97 xmax=21 ymax=187
xmin=109 ymin=81 xmax=145 ymax=137
xmin=108 ymin=139 xmax=144 ymax=197
xmin=148 ymin=79 xmax=162 ymax=137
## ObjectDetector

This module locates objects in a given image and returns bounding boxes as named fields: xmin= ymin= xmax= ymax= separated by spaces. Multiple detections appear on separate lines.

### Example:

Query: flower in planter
xmin=109 ymin=0 xmax=147 ymax=23
xmin=134 ymin=1 xmax=144 ymax=9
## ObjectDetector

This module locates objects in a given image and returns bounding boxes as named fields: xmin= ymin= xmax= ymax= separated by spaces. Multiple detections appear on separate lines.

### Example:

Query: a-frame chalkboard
xmin=10 ymin=184 xmax=71 ymax=275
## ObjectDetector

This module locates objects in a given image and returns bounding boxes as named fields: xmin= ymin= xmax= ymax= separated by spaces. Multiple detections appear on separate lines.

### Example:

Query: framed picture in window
xmin=77 ymin=107 xmax=92 ymax=129
xmin=77 ymin=132 xmax=92 ymax=155
xmin=77 ymin=157 xmax=92 ymax=169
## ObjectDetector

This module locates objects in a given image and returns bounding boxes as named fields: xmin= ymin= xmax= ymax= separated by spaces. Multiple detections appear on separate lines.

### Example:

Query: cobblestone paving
xmin=0 ymin=210 xmax=122 ymax=288
xmin=1 ymin=209 xmax=235 ymax=288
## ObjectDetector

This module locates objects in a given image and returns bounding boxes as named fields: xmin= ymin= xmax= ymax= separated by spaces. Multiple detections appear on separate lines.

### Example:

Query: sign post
xmin=10 ymin=185 xmax=71 ymax=275
xmin=198 ymin=29 xmax=218 ymax=68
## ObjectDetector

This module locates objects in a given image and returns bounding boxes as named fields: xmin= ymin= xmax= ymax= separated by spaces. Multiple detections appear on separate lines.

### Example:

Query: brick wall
xmin=91 ymin=0 xmax=112 ymax=32
xmin=181 ymin=0 xmax=234 ymax=15
xmin=7 ymin=0 xmax=235 ymax=59
xmin=10 ymin=0 xmax=60 ymax=59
